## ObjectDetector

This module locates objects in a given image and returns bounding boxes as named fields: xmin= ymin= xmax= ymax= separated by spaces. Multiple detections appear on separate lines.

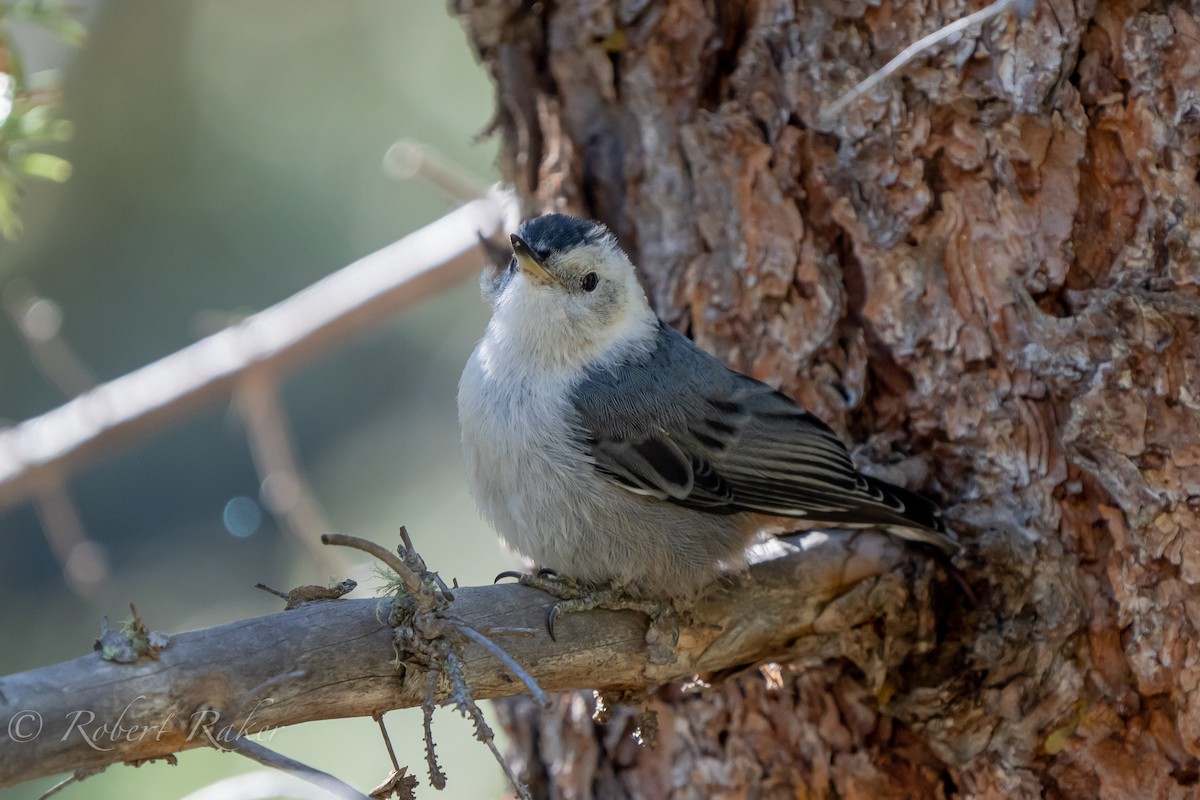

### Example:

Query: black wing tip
xmin=861 ymin=475 xmax=961 ymax=553
xmin=860 ymin=475 xmax=942 ymax=528
xmin=888 ymin=522 xmax=962 ymax=554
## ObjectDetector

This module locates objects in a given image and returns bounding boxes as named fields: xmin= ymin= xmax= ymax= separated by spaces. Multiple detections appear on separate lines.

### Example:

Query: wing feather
xmin=570 ymin=322 xmax=950 ymax=543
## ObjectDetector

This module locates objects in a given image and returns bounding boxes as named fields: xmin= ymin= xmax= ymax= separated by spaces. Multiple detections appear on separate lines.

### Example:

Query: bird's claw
xmin=493 ymin=571 xmax=673 ymax=643
xmin=493 ymin=567 xmax=562 ymax=585
xmin=492 ymin=568 xmax=579 ymax=598
xmin=544 ymin=590 xmax=672 ymax=642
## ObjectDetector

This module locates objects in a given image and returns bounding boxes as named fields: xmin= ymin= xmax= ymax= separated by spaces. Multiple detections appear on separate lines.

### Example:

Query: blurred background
xmin=0 ymin=2 xmax=511 ymax=797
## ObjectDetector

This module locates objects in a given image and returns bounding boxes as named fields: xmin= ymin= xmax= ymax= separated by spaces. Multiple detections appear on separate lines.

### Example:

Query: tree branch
xmin=224 ymin=737 xmax=371 ymax=800
xmin=0 ymin=531 xmax=921 ymax=789
xmin=0 ymin=194 xmax=516 ymax=515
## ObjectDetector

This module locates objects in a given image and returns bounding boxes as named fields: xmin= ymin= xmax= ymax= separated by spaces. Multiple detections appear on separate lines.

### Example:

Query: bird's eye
xmin=581 ymin=272 xmax=599 ymax=292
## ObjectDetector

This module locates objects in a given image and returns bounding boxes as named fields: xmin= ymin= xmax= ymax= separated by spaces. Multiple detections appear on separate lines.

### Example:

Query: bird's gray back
xmin=568 ymin=322 xmax=951 ymax=540
xmin=571 ymin=321 xmax=743 ymax=443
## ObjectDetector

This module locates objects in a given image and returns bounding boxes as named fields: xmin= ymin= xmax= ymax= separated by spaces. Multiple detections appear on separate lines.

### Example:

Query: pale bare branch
xmin=383 ymin=140 xmax=492 ymax=205
xmin=0 ymin=196 xmax=516 ymax=516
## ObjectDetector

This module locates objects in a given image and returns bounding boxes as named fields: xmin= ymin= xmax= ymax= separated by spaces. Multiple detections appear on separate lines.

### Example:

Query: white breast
xmin=457 ymin=336 xmax=594 ymax=569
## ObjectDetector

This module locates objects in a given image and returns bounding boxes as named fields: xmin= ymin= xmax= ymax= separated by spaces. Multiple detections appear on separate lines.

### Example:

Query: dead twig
xmin=422 ymin=669 xmax=447 ymax=791
xmin=35 ymin=767 xmax=105 ymax=800
xmin=443 ymin=644 xmax=531 ymax=800
xmin=226 ymin=736 xmax=371 ymax=800
xmin=821 ymin=0 xmax=1035 ymax=121
xmin=346 ymin=526 xmax=534 ymax=797
xmin=454 ymin=622 xmax=549 ymax=709
xmin=375 ymin=715 xmax=402 ymax=773
xmin=369 ymin=713 xmax=419 ymax=799
xmin=322 ymin=533 xmax=425 ymax=600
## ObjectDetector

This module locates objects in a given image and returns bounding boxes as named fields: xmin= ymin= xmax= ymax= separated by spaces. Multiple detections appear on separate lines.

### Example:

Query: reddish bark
xmin=456 ymin=0 xmax=1200 ymax=796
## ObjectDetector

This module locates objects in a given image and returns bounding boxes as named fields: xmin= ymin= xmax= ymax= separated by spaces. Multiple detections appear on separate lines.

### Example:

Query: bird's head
xmin=483 ymin=214 xmax=655 ymax=372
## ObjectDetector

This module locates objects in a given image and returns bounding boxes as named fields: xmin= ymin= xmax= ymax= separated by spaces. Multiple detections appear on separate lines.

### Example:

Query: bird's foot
xmin=545 ymin=587 xmax=672 ymax=641
xmin=495 ymin=569 xmax=676 ymax=642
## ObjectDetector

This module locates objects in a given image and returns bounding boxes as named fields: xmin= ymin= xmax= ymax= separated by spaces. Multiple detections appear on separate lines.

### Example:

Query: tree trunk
xmin=454 ymin=0 xmax=1200 ymax=797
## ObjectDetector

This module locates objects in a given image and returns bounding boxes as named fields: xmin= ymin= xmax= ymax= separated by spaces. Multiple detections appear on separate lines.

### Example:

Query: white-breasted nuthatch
xmin=458 ymin=214 xmax=958 ymax=600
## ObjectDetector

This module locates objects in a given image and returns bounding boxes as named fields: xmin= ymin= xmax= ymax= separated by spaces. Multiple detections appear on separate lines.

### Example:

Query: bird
xmin=458 ymin=213 xmax=958 ymax=603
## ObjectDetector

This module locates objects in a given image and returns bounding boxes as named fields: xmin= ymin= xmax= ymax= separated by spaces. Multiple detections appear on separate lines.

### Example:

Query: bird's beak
xmin=510 ymin=234 xmax=564 ymax=288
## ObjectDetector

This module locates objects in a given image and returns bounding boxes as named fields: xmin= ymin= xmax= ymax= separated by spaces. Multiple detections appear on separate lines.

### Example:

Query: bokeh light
xmin=222 ymin=496 xmax=262 ymax=538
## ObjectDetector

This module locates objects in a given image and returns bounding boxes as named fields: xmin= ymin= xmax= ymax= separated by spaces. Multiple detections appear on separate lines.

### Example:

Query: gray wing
xmin=571 ymin=322 xmax=948 ymax=538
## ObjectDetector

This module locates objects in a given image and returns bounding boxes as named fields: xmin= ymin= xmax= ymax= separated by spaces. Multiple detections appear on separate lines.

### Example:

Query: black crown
xmin=515 ymin=214 xmax=608 ymax=260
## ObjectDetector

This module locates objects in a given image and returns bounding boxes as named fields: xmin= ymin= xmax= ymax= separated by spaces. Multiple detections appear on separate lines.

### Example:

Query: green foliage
xmin=0 ymin=0 xmax=81 ymax=240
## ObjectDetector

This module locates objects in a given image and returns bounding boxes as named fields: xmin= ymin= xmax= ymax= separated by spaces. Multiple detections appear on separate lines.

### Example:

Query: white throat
xmin=481 ymin=276 xmax=657 ymax=381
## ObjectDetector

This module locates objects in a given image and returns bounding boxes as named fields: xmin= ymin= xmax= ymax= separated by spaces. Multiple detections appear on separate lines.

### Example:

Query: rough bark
xmin=454 ymin=0 xmax=1200 ymax=797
